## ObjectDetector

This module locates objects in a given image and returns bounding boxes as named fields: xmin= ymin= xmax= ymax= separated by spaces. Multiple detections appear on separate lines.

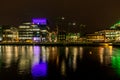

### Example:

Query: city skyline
xmin=0 ymin=0 xmax=120 ymax=33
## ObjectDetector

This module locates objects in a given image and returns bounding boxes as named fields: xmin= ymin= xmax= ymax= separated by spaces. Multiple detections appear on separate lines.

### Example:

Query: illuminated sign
xmin=32 ymin=18 xmax=47 ymax=25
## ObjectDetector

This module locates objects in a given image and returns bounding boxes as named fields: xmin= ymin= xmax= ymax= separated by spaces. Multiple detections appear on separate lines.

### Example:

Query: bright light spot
xmin=89 ymin=51 xmax=92 ymax=54
xmin=61 ymin=17 xmax=65 ymax=20
xmin=73 ymin=22 xmax=76 ymax=26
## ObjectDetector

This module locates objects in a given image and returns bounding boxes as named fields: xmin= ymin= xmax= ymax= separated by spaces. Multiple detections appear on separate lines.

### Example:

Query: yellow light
xmin=61 ymin=60 xmax=66 ymax=76
xmin=89 ymin=51 xmax=92 ymax=54
xmin=65 ymin=47 xmax=69 ymax=58
xmin=79 ymin=47 xmax=83 ymax=59
xmin=99 ymin=47 xmax=104 ymax=64
xmin=109 ymin=46 xmax=113 ymax=56
xmin=105 ymin=43 xmax=108 ymax=46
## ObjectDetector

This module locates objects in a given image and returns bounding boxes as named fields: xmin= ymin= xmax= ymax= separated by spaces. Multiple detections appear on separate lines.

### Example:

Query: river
xmin=0 ymin=45 xmax=120 ymax=80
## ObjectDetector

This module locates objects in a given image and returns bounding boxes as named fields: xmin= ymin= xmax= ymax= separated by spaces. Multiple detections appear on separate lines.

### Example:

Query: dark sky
xmin=0 ymin=0 xmax=120 ymax=33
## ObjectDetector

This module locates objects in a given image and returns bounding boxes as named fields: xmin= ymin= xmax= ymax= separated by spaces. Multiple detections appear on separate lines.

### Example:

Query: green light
xmin=112 ymin=56 xmax=120 ymax=76
xmin=111 ymin=48 xmax=120 ymax=77
xmin=110 ymin=21 xmax=120 ymax=29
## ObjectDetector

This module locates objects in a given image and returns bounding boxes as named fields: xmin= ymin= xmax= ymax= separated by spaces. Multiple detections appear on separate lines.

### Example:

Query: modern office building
xmin=18 ymin=18 xmax=50 ymax=42
xmin=18 ymin=22 xmax=41 ymax=42
xmin=32 ymin=18 xmax=49 ymax=42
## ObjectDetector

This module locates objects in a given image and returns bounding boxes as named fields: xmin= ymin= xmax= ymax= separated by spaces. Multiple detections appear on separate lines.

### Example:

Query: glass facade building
xmin=18 ymin=23 xmax=41 ymax=42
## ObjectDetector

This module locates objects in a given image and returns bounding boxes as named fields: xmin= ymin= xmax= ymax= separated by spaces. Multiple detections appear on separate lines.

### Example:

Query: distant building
xmin=98 ymin=30 xmax=120 ymax=42
xmin=66 ymin=33 xmax=80 ymax=42
xmin=18 ymin=19 xmax=50 ymax=42
xmin=86 ymin=32 xmax=104 ymax=42
xmin=0 ymin=26 xmax=3 ymax=41
xmin=86 ymin=29 xmax=120 ymax=42
xmin=3 ymin=27 xmax=18 ymax=42
xmin=57 ymin=31 xmax=66 ymax=42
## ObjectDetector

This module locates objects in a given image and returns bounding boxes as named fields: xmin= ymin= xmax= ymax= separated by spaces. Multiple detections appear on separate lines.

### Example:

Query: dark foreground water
xmin=0 ymin=45 xmax=120 ymax=80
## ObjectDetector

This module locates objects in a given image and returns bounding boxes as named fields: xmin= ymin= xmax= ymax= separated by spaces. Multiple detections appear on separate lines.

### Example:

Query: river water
xmin=0 ymin=45 xmax=120 ymax=80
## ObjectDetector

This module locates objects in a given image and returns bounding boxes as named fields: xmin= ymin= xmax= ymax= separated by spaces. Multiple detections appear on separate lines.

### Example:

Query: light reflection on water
xmin=111 ymin=47 xmax=120 ymax=77
xmin=0 ymin=45 xmax=120 ymax=79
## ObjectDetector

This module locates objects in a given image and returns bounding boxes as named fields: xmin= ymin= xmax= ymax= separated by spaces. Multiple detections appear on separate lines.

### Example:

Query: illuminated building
xmin=86 ymin=30 xmax=120 ymax=42
xmin=3 ymin=27 xmax=18 ymax=42
xmin=0 ymin=26 xmax=3 ymax=41
xmin=32 ymin=18 xmax=47 ymax=25
xmin=57 ymin=31 xmax=66 ymax=42
xmin=18 ymin=18 xmax=49 ymax=42
xmin=66 ymin=33 xmax=80 ymax=42
xmin=86 ymin=32 xmax=105 ymax=42
xmin=18 ymin=22 xmax=41 ymax=42
xmin=98 ymin=30 xmax=120 ymax=42
xmin=32 ymin=18 xmax=49 ymax=42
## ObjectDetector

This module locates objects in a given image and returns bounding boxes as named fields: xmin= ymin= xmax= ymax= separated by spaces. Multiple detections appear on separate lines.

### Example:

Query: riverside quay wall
xmin=0 ymin=42 xmax=115 ymax=46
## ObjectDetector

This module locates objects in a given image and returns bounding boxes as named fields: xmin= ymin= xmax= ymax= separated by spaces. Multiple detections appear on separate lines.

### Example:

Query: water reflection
xmin=79 ymin=47 xmax=83 ymax=60
xmin=32 ymin=46 xmax=47 ymax=78
xmin=0 ymin=45 xmax=120 ymax=79
xmin=18 ymin=46 xmax=32 ymax=74
xmin=111 ymin=48 xmax=120 ymax=77
xmin=103 ymin=46 xmax=112 ymax=66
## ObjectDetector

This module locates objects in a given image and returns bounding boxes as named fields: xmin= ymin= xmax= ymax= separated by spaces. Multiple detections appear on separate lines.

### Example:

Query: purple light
xmin=32 ymin=46 xmax=47 ymax=77
xmin=31 ymin=62 xmax=47 ymax=77
xmin=33 ymin=46 xmax=40 ymax=56
xmin=32 ymin=18 xmax=47 ymax=25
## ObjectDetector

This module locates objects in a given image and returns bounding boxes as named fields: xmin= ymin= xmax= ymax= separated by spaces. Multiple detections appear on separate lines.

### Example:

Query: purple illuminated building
xmin=32 ymin=18 xmax=49 ymax=42
xmin=32 ymin=18 xmax=47 ymax=25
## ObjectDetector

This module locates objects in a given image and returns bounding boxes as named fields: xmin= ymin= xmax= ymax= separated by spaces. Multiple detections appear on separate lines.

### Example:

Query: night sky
xmin=0 ymin=0 xmax=120 ymax=33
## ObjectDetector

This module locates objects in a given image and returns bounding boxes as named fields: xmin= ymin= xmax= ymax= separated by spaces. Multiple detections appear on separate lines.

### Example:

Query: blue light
xmin=31 ymin=62 xmax=47 ymax=77
xmin=32 ymin=46 xmax=47 ymax=77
